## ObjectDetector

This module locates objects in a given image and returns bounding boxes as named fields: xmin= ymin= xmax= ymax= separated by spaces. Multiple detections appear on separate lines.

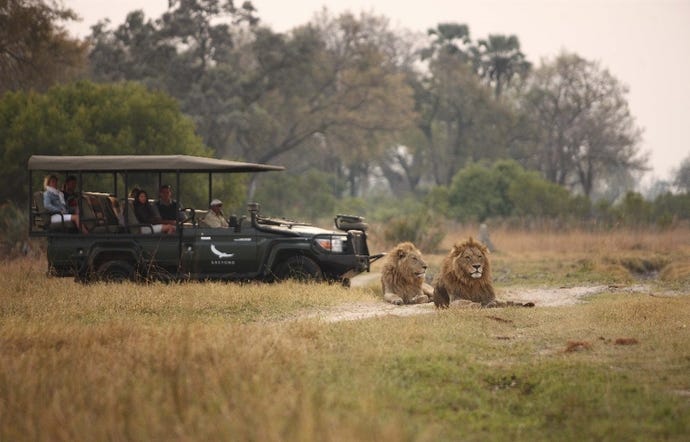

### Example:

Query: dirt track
xmin=301 ymin=273 xmax=652 ymax=323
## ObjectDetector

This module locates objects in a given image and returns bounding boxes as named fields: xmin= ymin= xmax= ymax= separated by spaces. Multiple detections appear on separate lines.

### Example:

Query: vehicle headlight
xmin=315 ymin=235 xmax=346 ymax=253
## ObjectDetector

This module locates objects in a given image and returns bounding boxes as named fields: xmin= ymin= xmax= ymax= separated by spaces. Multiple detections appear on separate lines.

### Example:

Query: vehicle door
xmin=180 ymin=225 xmax=260 ymax=278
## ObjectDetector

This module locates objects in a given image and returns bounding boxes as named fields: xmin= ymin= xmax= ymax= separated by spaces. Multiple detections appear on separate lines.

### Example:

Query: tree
xmin=0 ymin=81 xmax=212 ymax=206
xmin=87 ymin=10 xmax=165 ymax=84
xmin=413 ymin=24 xmax=528 ymax=186
xmin=421 ymin=23 xmax=472 ymax=62
xmin=672 ymin=155 xmax=690 ymax=193
xmin=88 ymin=1 xmax=258 ymax=154
xmin=523 ymin=52 xmax=647 ymax=197
xmin=0 ymin=0 xmax=87 ymax=94
xmin=472 ymin=34 xmax=530 ymax=99
xmin=230 ymin=11 xmax=416 ymax=197
xmin=88 ymin=7 xmax=416 ymax=199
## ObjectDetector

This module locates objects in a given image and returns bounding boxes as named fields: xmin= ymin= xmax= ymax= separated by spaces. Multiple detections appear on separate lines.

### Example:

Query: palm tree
xmin=421 ymin=23 xmax=472 ymax=62
xmin=474 ymin=34 xmax=530 ymax=98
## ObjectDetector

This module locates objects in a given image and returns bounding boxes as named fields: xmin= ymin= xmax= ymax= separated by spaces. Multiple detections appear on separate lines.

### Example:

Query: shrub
xmin=0 ymin=202 xmax=30 ymax=258
xmin=382 ymin=211 xmax=444 ymax=252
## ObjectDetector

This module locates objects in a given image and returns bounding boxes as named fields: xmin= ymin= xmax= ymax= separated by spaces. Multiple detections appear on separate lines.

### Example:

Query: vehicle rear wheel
xmin=97 ymin=260 xmax=136 ymax=282
xmin=274 ymin=255 xmax=323 ymax=282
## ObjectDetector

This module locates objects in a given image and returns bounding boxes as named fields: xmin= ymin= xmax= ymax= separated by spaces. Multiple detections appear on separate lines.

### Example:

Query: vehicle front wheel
xmin=274 ymin=255 xmax=323 ymax=282
xmin=97 ymin=260 xmax=136 ymax=282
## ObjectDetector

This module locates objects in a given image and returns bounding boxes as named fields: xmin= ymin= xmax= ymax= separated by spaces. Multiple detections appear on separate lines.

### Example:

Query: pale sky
xmin=64 ymin=0 xmax=690 ymax=183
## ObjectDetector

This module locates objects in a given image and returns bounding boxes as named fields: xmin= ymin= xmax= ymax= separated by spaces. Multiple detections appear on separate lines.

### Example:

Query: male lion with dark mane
xmin=381 ymin=242 xmax=434 ymax=305
xmin=433 ymin=237 xmax=533 ymax=308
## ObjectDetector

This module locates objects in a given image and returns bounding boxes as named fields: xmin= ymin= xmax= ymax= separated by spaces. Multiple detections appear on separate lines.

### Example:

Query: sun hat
xmin=210 ymin=199 xmax=222 ymax=207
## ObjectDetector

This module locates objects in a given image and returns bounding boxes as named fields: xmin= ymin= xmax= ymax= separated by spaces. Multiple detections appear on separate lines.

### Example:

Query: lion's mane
xmin=381 ymin=242 xmax=433 ymax=305
xmin=433 ymin=237 xmax=496 ymax=308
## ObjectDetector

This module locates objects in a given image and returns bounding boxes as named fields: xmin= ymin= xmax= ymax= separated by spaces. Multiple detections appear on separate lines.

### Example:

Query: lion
xmin=433 ymin=237 xmax=533 ymax=308
xmin=381 ymin=242 xmax=434 ymax=305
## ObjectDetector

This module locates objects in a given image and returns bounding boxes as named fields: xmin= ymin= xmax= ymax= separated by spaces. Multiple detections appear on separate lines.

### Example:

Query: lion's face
xmin=390 ymin=242 xmax=428 ymax=280
xmin=451 ymin=240 xmax=490 ymax=280
xmin=398 ymin=246 xmax=428 ymax=280
xmin=382 ymin=242 xmax=433 ymax=305
xmin=434 ymin=237 xmax=495 ymax=308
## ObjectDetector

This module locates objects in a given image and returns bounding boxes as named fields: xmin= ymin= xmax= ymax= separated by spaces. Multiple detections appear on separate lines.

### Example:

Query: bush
xmin=448 ymin=163 xmax=506 ymax=221
xmin=651 ymin=192 xmax=690 ymax=225
xmin=0 ymin=202 xmax=30 ymax=258
xmin=447 ymin=160 xmax=586 ymax=222
xmin=382 ymin=211 xmax=445 ymax=252
xmin=508 ymin=171 xmax=576 ymax=217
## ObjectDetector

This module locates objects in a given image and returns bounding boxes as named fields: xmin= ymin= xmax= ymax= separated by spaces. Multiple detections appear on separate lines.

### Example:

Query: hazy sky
xmin=65 ymin=0 xmax=690 ymax=182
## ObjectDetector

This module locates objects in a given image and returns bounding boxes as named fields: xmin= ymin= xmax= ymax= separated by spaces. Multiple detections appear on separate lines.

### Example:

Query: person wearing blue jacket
xmin=43 ymin=174 xmax=81 ymax=230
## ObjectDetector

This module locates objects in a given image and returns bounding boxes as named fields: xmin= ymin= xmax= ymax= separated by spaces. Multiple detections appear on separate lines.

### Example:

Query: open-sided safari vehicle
xmin=28 ymin=155 xmax=381 ymax=284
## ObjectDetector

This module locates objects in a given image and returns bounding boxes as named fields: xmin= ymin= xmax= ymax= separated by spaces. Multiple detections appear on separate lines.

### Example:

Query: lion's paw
xmin=384 ymin=293 xmax=404 ymax=305
xmin=412 ymin=294 xmax=430 ymax=304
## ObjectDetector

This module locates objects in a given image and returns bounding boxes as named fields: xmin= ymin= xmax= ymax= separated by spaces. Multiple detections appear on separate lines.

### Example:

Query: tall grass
xmin=1 ymin=228 xmax=689 ymax=441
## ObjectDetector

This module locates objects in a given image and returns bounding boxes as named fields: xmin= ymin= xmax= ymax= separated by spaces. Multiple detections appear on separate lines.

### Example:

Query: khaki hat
xmin=210 ymin=199 xmax=222 ymax=207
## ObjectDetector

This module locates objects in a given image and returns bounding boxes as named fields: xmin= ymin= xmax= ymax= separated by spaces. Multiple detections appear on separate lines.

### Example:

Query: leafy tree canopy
xmin=0 ymin=0 xmax=87 ymax=94
xmin=0 ymin=80 xmax=213 ymax=205
xmin=523 ymin=52 xmax=647 ymax=197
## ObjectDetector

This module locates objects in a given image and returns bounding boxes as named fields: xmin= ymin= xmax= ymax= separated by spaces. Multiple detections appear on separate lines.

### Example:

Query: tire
xmin=97 ymin=260 xmax=136 ymax=282
xmin=274 ymin=255 xmax=323 ymax=282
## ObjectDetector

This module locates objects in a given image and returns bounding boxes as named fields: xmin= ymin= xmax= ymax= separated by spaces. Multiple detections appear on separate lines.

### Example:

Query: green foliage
xmin=424 ymin=186 xmax=450 ymax=217
xmin=89 ymin=8 xmax=416 ymax=199
xmin=523 ymin=52 xmax=645 ymax=197
xmin=331 ymin=194 xmax=446 ymax=251
xmin=0 ymin=81 xmax=213 ymax=205
xmin=252 ymin=170 xmax=337 ymax=221
xmin=447 ymin=160 xmax=588 ymax=222
xmin=599 ymin=191 xmax=690 ymax=228
xmin=448 ymin=162 xmax=511 ymax=221
xmin=0 ymin=0 xmax=87 ymax=94
xmin=473 ymin=34 xmax=531 ymax=98
xmin=672 ymin=155 xmax=690 ymax=192
xmin=617 ymin=192 xmax=654 ymax=225
xmin=508 ymin=170 xmax=580 ymax=217
xmin=0 ymin=202 xmax=29 ymax=257
xmin=382 ymin=212 xmax=444 ymax=252
xmin=442 ymin=159 xmax=688 ymax=226
xmin=651 ymin=192 xmax=690 ymax=225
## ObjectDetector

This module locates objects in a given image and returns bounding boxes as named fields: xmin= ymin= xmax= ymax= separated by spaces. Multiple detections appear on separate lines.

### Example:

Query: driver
xmin=202 ymin=199 xmax=229 ymax=228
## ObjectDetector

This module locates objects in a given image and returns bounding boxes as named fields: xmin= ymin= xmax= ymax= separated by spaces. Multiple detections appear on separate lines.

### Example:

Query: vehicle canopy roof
xmin=28 ymin=155 xmax=284 ymax=173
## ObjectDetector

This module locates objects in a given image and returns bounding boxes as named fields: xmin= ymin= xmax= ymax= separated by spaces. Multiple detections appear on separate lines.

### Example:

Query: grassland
xmin=1 ymin=227 xmax=689 ymax=441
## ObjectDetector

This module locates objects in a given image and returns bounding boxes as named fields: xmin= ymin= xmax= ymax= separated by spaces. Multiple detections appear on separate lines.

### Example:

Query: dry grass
xmin=1 ymin=228 xmax=689 ymax=441
xmin=397 ymin=224 xmax=690 ymax=288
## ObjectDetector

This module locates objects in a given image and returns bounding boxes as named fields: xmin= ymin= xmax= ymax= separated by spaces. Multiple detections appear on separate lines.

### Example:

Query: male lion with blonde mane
xmin=433 ymin=237 xmax=533 ymax=308
xmin=381 ymin=242 xmax=434 ymax=305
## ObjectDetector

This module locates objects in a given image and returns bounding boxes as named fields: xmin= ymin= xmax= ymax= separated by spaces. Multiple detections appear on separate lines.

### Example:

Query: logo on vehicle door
xmin=211 ymin=244 xmax=234 ymax=259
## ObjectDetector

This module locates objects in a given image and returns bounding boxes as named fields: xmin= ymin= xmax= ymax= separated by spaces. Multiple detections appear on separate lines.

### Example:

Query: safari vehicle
xmin=28 ymin=155 xmax=380 ymax=284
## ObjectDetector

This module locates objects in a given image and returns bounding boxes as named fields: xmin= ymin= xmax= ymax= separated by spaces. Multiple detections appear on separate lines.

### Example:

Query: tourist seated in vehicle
xmin=156 ymin=184 xmax=184 ymax=225
xmin=133 ymin=189 xmax=176 ymax=234
xmin=62 ymin=175 xmax=80 ymax=214
xmin=43 ymin=174 xmax=81 ymax=230
xmin=202 ymin=199 xmax=229 ymax=228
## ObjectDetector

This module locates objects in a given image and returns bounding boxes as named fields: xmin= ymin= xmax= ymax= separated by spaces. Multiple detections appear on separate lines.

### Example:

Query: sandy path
xmin=299 ymin=273 xmax=651 ymax=323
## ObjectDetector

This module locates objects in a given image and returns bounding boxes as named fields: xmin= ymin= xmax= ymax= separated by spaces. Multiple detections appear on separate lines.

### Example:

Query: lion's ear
xmin=397 ymin=249 xmax=407 ymax=259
